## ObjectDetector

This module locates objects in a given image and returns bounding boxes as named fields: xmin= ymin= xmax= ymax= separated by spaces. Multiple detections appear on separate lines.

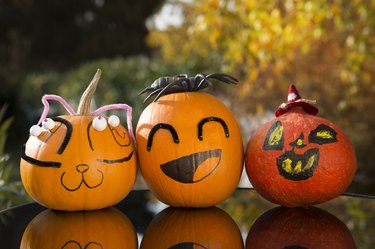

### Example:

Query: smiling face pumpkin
xmin=136 ymin=92 xmax=243 ymax=207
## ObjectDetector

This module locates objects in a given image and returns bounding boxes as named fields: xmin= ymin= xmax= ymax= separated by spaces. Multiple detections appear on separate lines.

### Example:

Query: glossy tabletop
xmin=0 ymin=188 xmax=374 ymax=248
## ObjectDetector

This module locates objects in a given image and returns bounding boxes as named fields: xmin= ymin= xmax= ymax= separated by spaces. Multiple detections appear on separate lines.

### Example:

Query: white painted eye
xmin=42 ymin=118 xmax=55 ymax=130
xmin=108 ymin=115 xmax=120 ymax=127
xmin=30 ymin=125 xmax=43 ymax=137
xmin=93 ymin=116 xmax=107 ymax=131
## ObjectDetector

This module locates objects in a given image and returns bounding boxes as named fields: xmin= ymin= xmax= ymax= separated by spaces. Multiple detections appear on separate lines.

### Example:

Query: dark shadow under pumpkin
xmin=160 ymin=149 xmax=222 ymax=184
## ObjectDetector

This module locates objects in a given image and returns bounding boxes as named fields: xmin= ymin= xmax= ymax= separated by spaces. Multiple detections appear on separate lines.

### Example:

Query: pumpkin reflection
xmin=141 ymin=207 xmax=244 ymax=249
xmin=20 ymin=208 xmax=137 ymax=249
xmin=246 ymin=206 xmax=356 ymax=249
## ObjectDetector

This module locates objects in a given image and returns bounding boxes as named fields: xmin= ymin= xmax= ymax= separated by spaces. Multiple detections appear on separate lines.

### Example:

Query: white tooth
xmin=108 ymin=115 xmax=120 ymax=127
xmin=42 ymin=118 xmax=55 ymax=130
xmin=30 ymin=125 xmax=43 ymax=137
xmin=93 ymin=116 xmax=107 ymax=131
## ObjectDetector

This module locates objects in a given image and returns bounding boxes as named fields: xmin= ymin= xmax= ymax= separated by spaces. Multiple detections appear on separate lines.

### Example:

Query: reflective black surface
xmin=0 ymin=189 xmax=374 ymax=248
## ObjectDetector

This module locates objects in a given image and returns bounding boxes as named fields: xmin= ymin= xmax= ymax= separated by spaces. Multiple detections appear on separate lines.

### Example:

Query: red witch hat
xmin=275 ymin=84 xmax=318 ymax=117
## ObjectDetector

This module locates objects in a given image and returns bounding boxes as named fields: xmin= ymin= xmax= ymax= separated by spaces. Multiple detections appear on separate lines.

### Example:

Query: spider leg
xmin=138 ymin=86 xmax=155 ymax=96
xmin=143 ymin=88 xmax=164 ymax=103
xmin=154 ymin=79 xmax=187 ymax=102
xmin=197 ymin=78 xmax=209 ymax=90
xmin=193 ymin=74 xmax=206 ymax=90
xmin=206 ymin=73 xmax=238 ymax=84
xmin=176 ymin=73 xmax=189 ymax=78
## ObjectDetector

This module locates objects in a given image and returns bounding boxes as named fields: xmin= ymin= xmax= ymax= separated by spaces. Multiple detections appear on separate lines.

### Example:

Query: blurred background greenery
xmin=0 ymin=0 xmax=374 ymax=214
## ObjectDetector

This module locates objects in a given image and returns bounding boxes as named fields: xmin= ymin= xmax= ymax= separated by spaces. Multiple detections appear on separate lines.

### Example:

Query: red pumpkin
xmin=136 ymin=74 xmax=244 ymax=207
xmin=20 ymin=70 xmax=137 ymax=211
xmin=21 ymin=208 xmax=137 ymax=248
xmin=246 ymin=206 xmax=356 ymax=249
xmin=141 ymin=207 xmax=244 ymax=249
xmin=245 ymin=85 xmax=356 ymax=207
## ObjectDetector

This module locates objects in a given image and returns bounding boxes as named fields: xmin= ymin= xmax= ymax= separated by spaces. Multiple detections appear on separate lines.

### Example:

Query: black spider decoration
xmin=139 ymin=73 xmax=238 ymax=103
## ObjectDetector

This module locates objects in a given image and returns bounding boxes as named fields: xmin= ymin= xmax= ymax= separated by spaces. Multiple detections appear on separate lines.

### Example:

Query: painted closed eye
xmin=147 ymin=123 xmax=180 ymax=151
xmin=308 ymin=124 xmax=338 ymax=145
xmin=197 ymin=116 xmax=229 ymax=140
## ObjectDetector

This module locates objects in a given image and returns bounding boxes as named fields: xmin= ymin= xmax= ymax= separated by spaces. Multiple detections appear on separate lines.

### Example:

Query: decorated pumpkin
xmin=245 ymin=84 xmax=356 ymax=207
xmin=141 ymin=207 xmax=244 ymax=249
xmin=21 ymin=207 xmax=137 ymax=249
xmin=136 ymin=74 xmax=244 ymax=207
xmin=246 ymin=206 xmax=356 ymax=249
xmin=20 ymin=69 xmax=137 ymax=211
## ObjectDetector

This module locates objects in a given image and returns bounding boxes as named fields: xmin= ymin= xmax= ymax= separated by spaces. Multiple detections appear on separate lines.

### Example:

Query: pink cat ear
xmin=91 ymin=104 xmax=135 ymax=145
xmin=37 ymin=95 xmax=76 ymax=125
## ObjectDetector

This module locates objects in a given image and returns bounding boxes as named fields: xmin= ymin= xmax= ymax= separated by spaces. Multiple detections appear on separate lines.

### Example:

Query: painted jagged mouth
xmin=160 ymin=149 xmax=222 ymax=184
xmin=276 ymin=148 xmax=319 ymax=181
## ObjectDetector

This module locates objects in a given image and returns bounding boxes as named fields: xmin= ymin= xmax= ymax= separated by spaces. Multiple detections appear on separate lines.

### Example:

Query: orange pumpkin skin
xmin=20 ymin=208 xmax=137 ymax=249
xmin=136 ymin=92 xmax=244 ymax=207
xmin=141 ymin=207 xmax=244 ymax=249
xmin=245 ymin=108 xmax=356 ymax=207
xmin=21 ymin=115 xmax=137 ymax=211
xmin=246 ymin=206 xmax=356 ymax=249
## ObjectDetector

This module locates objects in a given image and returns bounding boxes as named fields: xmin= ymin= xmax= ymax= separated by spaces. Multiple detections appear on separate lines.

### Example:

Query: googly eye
xmin=42 ymin=118 xmax=55 ymax=130
xmin=93 ymin=116 xmax=107 ymax=131
xmin=108 ymin=115 xmax=120 ymax=127
xmin=30 ymin=125 xmax=43 ymax=137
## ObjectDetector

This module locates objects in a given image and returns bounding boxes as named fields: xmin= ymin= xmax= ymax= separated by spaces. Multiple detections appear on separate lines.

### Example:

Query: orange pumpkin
xmin=20 ymin=207 xmax=137 ymax=249
xmin=141 ymin=207 xmax=244 ymax=249
xmin=246 ymin=206 xmax=356 ymax=249
xmin=20 ymin=69 xmax=137 ymax=211
xmin=245 ymin=85 xmax=356 ymax=207
xmin=136 ymin=74 xmax=244 ymax=207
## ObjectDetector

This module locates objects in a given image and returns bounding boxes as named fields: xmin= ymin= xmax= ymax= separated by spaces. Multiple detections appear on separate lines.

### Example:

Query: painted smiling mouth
xmin=276 ymin=148 xmax=320 ymax=181
xmin=160 ymin=149 xmax=222 ymax=184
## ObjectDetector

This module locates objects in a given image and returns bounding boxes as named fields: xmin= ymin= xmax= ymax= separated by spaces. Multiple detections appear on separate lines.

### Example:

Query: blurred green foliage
xmin=0 ymin=106 xmax=31 ymax=210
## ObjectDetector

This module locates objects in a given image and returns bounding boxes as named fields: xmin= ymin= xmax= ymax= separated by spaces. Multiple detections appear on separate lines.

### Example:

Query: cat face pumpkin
xmin=20 ymin=70 xmax=137 ymax=211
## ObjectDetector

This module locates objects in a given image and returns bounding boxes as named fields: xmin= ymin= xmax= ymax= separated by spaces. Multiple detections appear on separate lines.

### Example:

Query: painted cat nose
xmin=76 ymin=164 xmax=89 ymax=173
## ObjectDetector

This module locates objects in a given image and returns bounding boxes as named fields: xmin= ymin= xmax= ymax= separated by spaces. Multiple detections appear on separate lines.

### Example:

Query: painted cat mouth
xmin=276 ymin=148 xmax=319 ymax=181
xmin=60 ymin=169 xmax=104 ymax=191
xmin=160 ymin=149 xmax=222 ymax=184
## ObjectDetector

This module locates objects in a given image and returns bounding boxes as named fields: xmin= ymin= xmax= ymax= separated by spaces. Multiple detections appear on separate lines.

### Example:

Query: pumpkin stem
xmin=77 ymin=69 xmax=102 ymax=115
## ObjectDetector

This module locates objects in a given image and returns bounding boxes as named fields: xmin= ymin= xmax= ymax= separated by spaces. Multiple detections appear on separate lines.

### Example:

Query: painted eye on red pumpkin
xmin=308 ymin=124 xmax=337 ymax=145
xmin=263 ymin=121 xmax=284 ymax=151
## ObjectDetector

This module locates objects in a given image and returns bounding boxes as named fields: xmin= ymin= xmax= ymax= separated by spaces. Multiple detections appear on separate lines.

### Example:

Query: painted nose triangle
xmin=76 ymin=164 xmax=89 ymax=173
